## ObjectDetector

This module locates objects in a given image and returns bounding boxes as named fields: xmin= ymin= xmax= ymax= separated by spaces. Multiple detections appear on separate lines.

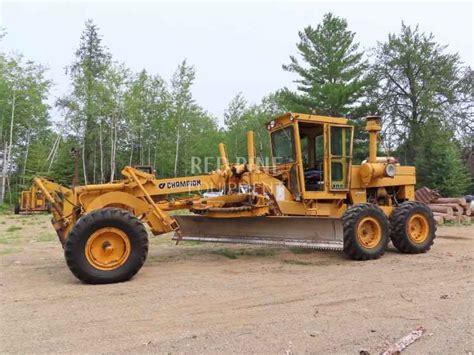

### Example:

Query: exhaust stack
xmin=359 ymin=116 xmax=396 ymax=185
xmin=366 ymin=116 xmax=382 ymax=163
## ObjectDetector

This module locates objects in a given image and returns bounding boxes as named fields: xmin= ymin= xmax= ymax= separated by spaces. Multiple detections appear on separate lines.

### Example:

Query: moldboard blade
xmin=173 ymin=215 xmax=344 ymax=250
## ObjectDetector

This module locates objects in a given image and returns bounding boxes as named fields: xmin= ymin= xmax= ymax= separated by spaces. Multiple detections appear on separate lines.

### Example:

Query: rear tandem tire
xmin=64 ymin=207 xmax=149 ymax=284
xmin=390 ymin=201 xmax=436 ymax=254
xmin=342 ymin=203 xmax=390 ymax=260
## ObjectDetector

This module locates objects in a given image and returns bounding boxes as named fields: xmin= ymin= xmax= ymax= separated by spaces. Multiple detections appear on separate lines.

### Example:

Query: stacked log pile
xmin=415 ymin=187 xmax=472 ymax=225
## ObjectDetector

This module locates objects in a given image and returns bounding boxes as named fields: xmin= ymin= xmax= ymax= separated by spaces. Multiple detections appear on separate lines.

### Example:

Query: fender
xmin=85 ymin=191 xmax=150 ymax=216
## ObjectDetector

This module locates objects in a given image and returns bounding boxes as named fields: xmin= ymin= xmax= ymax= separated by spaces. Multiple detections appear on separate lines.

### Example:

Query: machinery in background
xmin=14 ymin=185 xmax=50 ymax=214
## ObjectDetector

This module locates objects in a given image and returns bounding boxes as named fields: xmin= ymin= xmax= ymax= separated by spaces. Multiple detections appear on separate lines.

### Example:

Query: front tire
xmin=14 ymin=204 xmax=20 ymax=214
xmin=64 ymin=208 xmax=148 ymax=284
xmin=342 ymin=203 xmax=389 ymax=260
xmin=390 ymin=201 xmax=436 ymax=254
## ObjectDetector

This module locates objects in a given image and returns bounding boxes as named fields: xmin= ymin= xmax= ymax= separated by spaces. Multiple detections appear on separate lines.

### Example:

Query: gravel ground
xmin=0 ymin=213 xmax=473 ymax=354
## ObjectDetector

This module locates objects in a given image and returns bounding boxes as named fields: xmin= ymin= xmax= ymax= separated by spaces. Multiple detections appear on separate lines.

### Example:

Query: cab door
xmin=328 ymin=125 xmax=353 ymax=191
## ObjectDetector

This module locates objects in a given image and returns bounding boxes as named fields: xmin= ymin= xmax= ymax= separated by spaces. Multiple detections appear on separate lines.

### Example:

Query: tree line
xmin=0 ymin=13 xmax=472 ymax=204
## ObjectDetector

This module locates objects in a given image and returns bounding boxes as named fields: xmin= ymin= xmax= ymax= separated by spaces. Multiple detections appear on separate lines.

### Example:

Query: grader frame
xmin=32 ymin=112 xmax=436 ymax=284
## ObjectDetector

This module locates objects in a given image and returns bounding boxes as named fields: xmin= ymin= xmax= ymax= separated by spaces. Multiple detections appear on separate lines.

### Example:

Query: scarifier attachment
xmin=173 ymin=215 xmax=344 ymax=250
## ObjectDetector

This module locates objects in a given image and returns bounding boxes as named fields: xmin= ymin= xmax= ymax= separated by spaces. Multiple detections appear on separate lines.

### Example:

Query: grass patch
xmin=0 ymin=232 xmax=20 ymax=245
xmin=289 ymin=247 xmax=314 ymax=254
xmin=150 ymin=236 xmax=174 ymax=246
xmin=443 ymin=219 xmax=472 ymax=226
xmin=283 ymin=259 xmax=314 ymax=266
xmin=182 ymin=240 xmax=202 ymax=246
xmin=6 ymin=225 xmax=22 ymax=232
xmin=213 ymin=248 xmax=276 ymax=259
xmin=0 ymin=203 xmax=13 ymax=214
xmin=443 ymin=220 xmax=459 ymax=226
xmin=0 ymin=246 xmax=22 ymax=255
xmin=35 ymin=233 xmax=56 ymax=242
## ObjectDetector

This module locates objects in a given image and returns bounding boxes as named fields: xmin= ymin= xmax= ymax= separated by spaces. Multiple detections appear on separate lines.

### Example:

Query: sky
xmin=1 ymin=1 xmax=473 ymax=124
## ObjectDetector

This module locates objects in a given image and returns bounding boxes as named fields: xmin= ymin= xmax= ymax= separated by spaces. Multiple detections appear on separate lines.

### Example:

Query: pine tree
xmin=415 ymin=119 xmax=471 ymax=196
xmin=281 ymin=13 xmax=371 ymax=116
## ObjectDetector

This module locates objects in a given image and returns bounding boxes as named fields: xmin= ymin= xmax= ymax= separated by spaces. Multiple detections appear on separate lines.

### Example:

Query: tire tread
xmin=64 ymin=207 xmax=148 ymax=284
xmin=343 ymin=203 xmax=389 ymax=260
xmin=390 ymin=201 xmax=436 ymax=254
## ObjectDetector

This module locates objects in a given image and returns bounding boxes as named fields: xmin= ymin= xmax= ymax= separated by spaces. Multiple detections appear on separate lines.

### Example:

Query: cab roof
xmin=269 ymin=112 xmax=348 ymax=126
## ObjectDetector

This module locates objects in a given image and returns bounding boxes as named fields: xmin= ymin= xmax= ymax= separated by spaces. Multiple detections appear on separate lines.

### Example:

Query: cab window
xmin=271 ymin=126 xmax=295 ymax=164
xmin=330 ymin=126 xmax=352 ymax=190
xmin=298 ymin=122 xmax=325 ymax=191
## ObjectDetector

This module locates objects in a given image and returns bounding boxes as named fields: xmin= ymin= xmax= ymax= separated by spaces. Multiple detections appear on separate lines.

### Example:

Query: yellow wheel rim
xmin=407 ymin=213 xmax=429 ymax=244
xmin=85 ymin=227 xmax=131 ymax=270
xmin=357 ymin=217 xmax=382 ymax=249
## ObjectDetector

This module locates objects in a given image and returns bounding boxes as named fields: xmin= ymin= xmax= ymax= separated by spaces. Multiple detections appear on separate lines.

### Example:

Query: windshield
xmin=271 ymin=126 xmax=295 ymax=164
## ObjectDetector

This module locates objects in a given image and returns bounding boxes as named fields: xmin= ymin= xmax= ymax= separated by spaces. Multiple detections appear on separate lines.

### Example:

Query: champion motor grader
xmin=33 ymin=112 xmax=436 ymax=284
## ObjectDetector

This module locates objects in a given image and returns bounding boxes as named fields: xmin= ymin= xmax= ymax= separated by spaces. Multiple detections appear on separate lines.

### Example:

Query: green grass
xmin=0 ymin=246 xmax=23 ymax=255
xmin=182 ymin=240 xmax=202 ymax=246
xmin=0 ymin=203 xmax=13 ymax=214
xmin=289 ymin=247 xmax=314 ymax=254
xmin=0 ymin=232 xmax=20 ymax=245
xmin=6 ymin=225 xmax=22 ymax=232
xmin=34 ymin=232 xmax=56 ymax=242
xmin=444 ymin=221 xmax=472 ymax=226
xmin=212 ymin=248 xmax=276 ymax=259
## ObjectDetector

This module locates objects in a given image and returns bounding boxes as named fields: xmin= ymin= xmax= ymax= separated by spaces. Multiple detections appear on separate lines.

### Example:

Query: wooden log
xmin=428 ymin=205 xmax=453 ymax=215
xmin=443 ymin=215 xmax=458 ymax=223
xmin=464 ymin=207 xmax=472 ymax=216
xmin=430 ymin=203 xmax=463 ymax=216
xmin=460 ymin=215 xmax=471 ymax=225
xmin=433 ymin=212 xmax=458 ymax=225
xmin=415 ymin=187 xmax=440 ymax=204
xmin=433 ymin=197 xmax=467 ymax=207
xmin=433 ymin=215 xmax=444 ymax=225
xmin=380 ymin=326 xmax=426 ymax=355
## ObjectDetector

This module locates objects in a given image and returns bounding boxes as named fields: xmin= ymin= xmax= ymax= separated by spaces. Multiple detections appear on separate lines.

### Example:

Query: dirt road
xmin=1 ymin=213 xmax=473 ymax=354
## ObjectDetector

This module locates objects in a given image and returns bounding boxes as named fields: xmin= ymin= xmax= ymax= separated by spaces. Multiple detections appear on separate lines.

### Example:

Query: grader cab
xmin=33 ymin=112 xmax=436 ymax=284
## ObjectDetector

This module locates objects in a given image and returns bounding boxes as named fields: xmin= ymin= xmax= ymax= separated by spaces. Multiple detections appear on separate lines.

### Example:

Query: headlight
xmin=385 ymin=163 xmax=396 ymax=178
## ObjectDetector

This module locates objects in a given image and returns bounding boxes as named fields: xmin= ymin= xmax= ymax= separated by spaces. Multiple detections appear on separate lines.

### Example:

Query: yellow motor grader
xmin=14 ymin=185 xmax=50 ymax=214
xmin=34 ymin=112 xmax=435 ymax=284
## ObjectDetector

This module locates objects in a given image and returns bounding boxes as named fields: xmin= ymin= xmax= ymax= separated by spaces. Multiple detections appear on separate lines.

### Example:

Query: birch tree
xmin=0 ymin=53 xmax=51 ymax=203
